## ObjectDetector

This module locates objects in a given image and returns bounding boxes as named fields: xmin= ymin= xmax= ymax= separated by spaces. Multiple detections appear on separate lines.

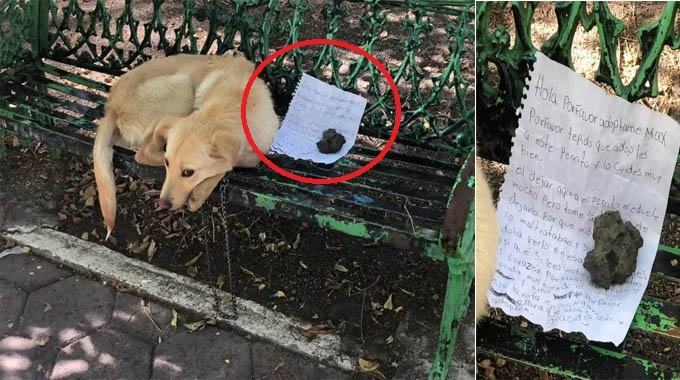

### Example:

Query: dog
xmin=93 ymin=54 xmax=279 ymax=239
xmin=475 ymin=157 xmax=499 ymax=321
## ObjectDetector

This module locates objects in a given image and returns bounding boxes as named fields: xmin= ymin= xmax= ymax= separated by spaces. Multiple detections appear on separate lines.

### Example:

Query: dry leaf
xmin=43 ymin=303 xmax=53 ymax=313
xmin=274 ymin=290 xmax=286 ymax=298
xmin=359 ymin=358 xmax=380 ymax=372
xmin=184 ymin=320 xmax=206 ymax=332
xmin=292 ymin=233 xmax=301 ymax=249
xmin=216 ymin=275 xmax=225 ymax=289
xmin=383 ymin=295 xmax=393 ymax=310
xmin=385 ymin=335 xmax=394 ymax=344
xmin=299 ymin=324 xmax=338 ymax=337
xmin=34 ymin=336 xmax=50 ymax=347
xmin=334 ymin=263 xmax=349 ymax=273
xmin=147 ymin=240 xmax=157 ymax=262
xmin=184 ymin=252 xmax=204 ymax=267
xmin=299 ymin=261 xmax=308 ymax=269
xmin=171 ymin=309 xmax=179 ymax=328
xmin=273 ymin=361 xmax=284 ymax=372
xmin=81 ymin=232 xmax=89 ymax=241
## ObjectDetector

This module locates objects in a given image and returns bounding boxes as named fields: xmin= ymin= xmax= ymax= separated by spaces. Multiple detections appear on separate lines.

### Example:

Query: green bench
xmin=476 ymin=2 xmax=680 ymax=378
xmin=0 ymin=0 xmax=475 ymax=378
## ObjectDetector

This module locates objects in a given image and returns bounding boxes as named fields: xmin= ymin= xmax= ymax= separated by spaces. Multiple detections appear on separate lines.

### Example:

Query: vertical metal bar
xmin=31 ymin=0 xmax=49 ymax=58
xmin=428 ymin=204 xmax=475 ymax=380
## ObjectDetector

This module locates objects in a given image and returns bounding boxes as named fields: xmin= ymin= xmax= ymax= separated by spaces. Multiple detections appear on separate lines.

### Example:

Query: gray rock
xmin=583 ymin=211 xmax=643 ymax=289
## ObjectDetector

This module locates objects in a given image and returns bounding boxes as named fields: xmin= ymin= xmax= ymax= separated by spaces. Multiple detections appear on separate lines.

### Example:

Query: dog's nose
xmin=158 ymin=198 xmax=173 ymax=210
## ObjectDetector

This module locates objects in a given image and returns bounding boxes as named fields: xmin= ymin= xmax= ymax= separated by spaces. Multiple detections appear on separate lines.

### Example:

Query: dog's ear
xmin=209 ymin=130 xmax=241 ymax=172
xmin=135 ymin=116 xmax=177 ymax=166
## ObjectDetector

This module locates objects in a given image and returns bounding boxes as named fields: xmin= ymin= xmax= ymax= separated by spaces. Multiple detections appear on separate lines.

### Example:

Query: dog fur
xmin=93 ymin=54 xmax=279 ymax=239
xmin=475 ymin=158 xmax=499 ymax=321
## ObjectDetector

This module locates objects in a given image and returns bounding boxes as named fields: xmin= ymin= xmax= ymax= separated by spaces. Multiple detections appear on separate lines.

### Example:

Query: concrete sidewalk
xmin=0 ymin=245 xmax=351 ymax=380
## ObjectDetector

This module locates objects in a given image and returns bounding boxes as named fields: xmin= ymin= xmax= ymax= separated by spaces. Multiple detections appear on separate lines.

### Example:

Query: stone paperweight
xmin=583 ymin=210 xmax=643 ymax=289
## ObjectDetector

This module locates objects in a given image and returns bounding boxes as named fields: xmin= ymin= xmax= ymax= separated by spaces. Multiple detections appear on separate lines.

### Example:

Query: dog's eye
xmin=164 ymin=158 xmax=169 ymax=167
xmin=181 ymin=169 xmax=194 ymax=177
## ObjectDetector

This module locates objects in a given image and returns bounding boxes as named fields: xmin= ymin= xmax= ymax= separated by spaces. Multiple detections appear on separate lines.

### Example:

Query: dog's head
xmin=135 ymin=115 xmax=241 ymax=210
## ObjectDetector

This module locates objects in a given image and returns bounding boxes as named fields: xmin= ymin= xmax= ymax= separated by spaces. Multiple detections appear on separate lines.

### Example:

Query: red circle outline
xmin=241 ymin=38 xmax=401 ymax=185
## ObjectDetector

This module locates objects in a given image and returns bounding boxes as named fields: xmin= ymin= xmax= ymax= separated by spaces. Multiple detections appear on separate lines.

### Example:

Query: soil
xmin=0 ymin=137 xmax=460 ymax=379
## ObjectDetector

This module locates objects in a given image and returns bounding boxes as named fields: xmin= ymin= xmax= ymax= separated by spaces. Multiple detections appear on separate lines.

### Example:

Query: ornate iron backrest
xmin=0 ymin=0 xmax=474 ymax=155
xmin=476 ymin=1 xmax=679 ymax=163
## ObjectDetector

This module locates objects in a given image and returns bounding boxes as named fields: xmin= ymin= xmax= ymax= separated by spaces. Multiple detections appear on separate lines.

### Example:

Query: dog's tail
xmin=93 ymin=114 xmax=117 ymax=240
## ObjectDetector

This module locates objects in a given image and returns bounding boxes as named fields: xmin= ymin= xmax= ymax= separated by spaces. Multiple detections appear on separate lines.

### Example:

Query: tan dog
xmin=475 ymin=158 xmax=499 ymax=321
xmin=93 ymin=54 xmax=279 ymax=239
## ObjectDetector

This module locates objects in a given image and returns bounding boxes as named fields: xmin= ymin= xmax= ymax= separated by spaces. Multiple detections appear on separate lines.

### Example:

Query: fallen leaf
xmin=520 ymin=321 xmax=528 ymax=328
xmin=292 ymin=233 xmax=301 ymax=249
xmin=184 ymin=320 xmax=206 ymax=332
xmin=299 ymin=261 xmax=308 ymax=269
xmin=273 ymin=360 xmax=284 ymax=373
xmin=334 ymin=263 xmax=349 ymax=273
xmin=171 ymin=309 xmax=179 ymax=328
xmin=128 ymin=239 xmax=150 ymax=254
xmin=216 ymin=275 xmax=225 ymax=289
xmin=81 ymin=232 xmax=89 ymax=241
xmin=495 ymin=358 xmax=506 ymax=367
xmin=671 ymin=259 xmax=678 ymax=267
xmin=184 ymin=252 xmax=204 ymax=267
xmin=147 ymin=240 xmax=157 ymax=262
xmin=383 ymin=294 xmax=393 ymax=310
xmin=34 ymin=336 xmax=50 ymax=347
xmin=359 ymin=358 xmax=380 ymax=372
xmin=224 ymin=358 xmax=230 ymax=365
xmin=478 ymin=359 xmax=492 ymax=369
xmin=43 ymin=303 xmax=53 ymax=313
xmin=299 ymin=324 xmax=338 ymax=337
xmin=274 ymin=290 xmax=286 ymax=298
xmin=393 ymin=306 xmax=403 ymax=313
xmin=385 ymin=335 xmax=393 ymax=344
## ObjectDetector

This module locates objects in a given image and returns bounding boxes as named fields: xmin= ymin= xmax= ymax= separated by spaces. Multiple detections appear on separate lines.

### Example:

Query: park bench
xmin=0 ymin=0 xmax=474 ymax=378
xmin=477 ymin=2 xmax=680 ymax=378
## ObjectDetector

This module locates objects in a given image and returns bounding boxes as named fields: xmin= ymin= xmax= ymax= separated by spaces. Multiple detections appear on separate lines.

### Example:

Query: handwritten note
xmin=270 ymin=74 xmax=367 ymax=164
xmin=488 ymin=52 xmax=680 ymax=345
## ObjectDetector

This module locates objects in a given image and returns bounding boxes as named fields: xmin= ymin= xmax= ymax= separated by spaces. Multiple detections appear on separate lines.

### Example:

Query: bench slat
xmin=477 ymin=319 xmax=679 ymax=379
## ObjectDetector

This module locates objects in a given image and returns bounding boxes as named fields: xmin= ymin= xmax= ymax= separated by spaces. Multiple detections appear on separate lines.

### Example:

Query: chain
xmin=218 ymin=177 xmax=238 ymax=319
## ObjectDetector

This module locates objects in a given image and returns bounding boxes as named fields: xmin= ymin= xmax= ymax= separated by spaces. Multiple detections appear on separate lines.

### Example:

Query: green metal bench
xmin=476 ymin=2 xmax=680 ymax=378
xmin=0 ymin=0 xmax=474 ymax=378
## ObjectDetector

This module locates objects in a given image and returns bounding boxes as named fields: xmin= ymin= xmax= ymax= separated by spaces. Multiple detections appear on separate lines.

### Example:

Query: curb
xmin=2 ymin=226 xmax=357 ymax=373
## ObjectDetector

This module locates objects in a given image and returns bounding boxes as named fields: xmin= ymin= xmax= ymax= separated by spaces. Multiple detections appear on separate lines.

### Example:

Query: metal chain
xmin=218 ymin=177 xmax=238 ymax=319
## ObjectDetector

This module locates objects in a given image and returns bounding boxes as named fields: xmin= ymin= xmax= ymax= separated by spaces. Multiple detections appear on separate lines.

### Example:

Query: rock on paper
xmin=270 ymin=74 xmax=367 ymax=164
xmin=488 ymin=52 xmax=680 ymax=345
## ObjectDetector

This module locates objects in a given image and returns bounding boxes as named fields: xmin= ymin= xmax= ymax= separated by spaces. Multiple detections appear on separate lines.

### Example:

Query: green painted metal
xmin=476 ymin=1 xmax=680 ymax=163
xmin=478 ymin=319 xmax=680 ymax=379
xmin=429 ymin=200 xmax=474 ymax=379
xmin=0 ymin=0 xmax=474 ymax=153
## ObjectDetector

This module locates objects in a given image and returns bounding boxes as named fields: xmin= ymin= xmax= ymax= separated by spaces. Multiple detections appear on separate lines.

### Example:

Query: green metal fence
xmin=476 ymin=1 xmax=679 ymax=163
xmin=1 ymin=0 xmax=474 ymax=154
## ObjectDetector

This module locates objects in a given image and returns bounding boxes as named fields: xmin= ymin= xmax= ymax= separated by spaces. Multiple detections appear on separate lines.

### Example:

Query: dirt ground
xmin=0 ymin=136 xmax=473 ymax=379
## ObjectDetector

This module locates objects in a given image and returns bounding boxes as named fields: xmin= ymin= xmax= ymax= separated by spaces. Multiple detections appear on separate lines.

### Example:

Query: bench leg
xmin=429 ymin=205 xmax=475 ymax=380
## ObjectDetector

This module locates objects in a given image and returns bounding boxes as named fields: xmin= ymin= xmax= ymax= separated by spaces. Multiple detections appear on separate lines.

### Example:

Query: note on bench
xmin=488 ymin=52 xmax=680 ymax=345
xmin=271 ymin=73 xmax=367 ymax=164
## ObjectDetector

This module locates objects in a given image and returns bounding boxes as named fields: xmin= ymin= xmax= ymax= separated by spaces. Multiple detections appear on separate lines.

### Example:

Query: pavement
xmin=0 ymin=245 xmax=351 ymax=380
